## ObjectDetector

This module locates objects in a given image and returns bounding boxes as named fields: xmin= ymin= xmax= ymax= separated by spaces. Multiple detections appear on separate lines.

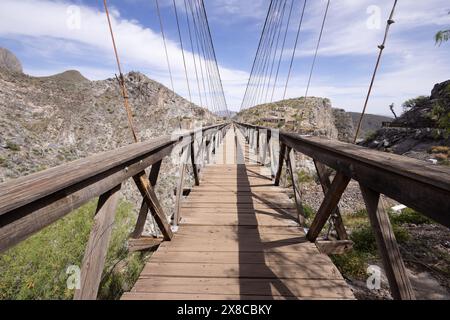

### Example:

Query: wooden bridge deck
xmin=122 ymin=128 xmax=354 ymax=300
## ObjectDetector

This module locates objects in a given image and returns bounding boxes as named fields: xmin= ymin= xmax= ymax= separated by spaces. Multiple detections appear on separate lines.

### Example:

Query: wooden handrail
xmin=236 ymin=122 xmax=450 ymax=227
xmin=236 ymin=121 xmax=450 ymax=300
xmin=0 ymin=123 xmax=229 ymax=253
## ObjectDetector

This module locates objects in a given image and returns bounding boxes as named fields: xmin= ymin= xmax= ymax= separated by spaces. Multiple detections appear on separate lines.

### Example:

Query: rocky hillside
xmin=0 ymin=48 xmax=22 ymax=73
xmin=348 ymin=112 xmax=392 ymax=140
xmin=0 ymin=48 xmax=219 ymax=234
xmin=361 ymin=80 xmax=450 ymax=163
xmin=236 ymin=97 xmax=346 ymax=140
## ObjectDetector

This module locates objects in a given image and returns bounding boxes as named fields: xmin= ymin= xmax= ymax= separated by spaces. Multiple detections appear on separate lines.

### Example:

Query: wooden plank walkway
xmin=122 ymin=128 xmax=354 ymax=300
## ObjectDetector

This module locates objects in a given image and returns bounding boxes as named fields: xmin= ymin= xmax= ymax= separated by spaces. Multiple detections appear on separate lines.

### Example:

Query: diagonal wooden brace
xmin=133 ymin=170 xmax=173 ymax=240
xmin=131 ymin=161 xmax=162 ymax=239
xmin=314 ymin=160 xmax=348 ymax=240
xmin=307 ymin=172 xmax=350 ymax=242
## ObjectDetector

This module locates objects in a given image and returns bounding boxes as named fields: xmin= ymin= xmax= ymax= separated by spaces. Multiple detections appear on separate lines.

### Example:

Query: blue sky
xmin=0 ymin=0 xmax=449 ymax=115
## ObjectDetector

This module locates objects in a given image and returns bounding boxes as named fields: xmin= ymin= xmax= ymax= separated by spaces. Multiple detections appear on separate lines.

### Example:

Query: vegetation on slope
xmin=0 ymin=199 xmax=150 ymax=300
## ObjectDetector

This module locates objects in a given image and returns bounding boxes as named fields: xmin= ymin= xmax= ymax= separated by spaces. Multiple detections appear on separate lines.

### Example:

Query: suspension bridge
xmin=0 ymin=0 xmax=449 ymax=300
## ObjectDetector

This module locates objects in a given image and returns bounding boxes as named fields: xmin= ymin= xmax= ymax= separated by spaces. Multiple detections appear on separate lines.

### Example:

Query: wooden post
xmin=285 ymin=148 xmax=306 ymax=225
xmin=256 ymin=129 xmax=260 ymax=164
xmin=360 ymin=184 xmax=415 ymax=300
xmin=74 ymin=185 xmax=121 ymax=300
xmin=174 ymin=146 xmax=189 ymax=227
xmin=131 ymin=161 xmax=162 ymax=239
xmin=274 ymin=143 xmax=286 ymax=186
xmin=314 ymin=160 xmax=349 ymax=240
xmin=261 ymin=129 xmax=268 ymax=166
xmin=306 ymin=172 xmax=350 ymax=242
xmin=133 ymin=171 xmax=173 ymax=240
xmin=191 ymin=140 xmax=200 ymax=186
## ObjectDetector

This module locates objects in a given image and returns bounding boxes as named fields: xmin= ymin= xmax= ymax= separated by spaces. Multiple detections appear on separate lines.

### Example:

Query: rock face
xmin=332 ymin=109 xmax=355 ymax=142
xmin=347 ymin=112 xmax=392 ymax=140
xmin=235 ymin=97 xmax=344 ymax=140
xmin=391 ymin=80 xmax=450 ymax=129
xmin=0 ymin=48 xmax=219 ymax=235
xmin=0 ymin=48 xmax=23 ymax=73
xmin=361 ymin=80 xmax=450 ymax=162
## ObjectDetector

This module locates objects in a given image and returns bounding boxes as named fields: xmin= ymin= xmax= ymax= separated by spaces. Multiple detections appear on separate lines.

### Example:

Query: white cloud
xmin=0 ymin=0 xmax=248 ymax=111
xmin=0 ymin=0 xmax=449 ymax=114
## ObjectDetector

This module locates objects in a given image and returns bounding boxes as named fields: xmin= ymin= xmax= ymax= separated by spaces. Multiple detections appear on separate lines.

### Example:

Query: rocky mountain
xmin=0 ymin=48 xmax=219 ymax=234
xmin=236 ymin=97 xmax=345 ymax=140
xmin=361 ymin=80 xmax=450 ymax=163
xmin=348 ymin=112 xmax=392 ymax=140
xmin=0 ymin=48 xmax=22 ymax=73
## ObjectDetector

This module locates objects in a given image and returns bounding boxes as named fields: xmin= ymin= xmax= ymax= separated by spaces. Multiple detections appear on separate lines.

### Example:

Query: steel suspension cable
xmin=172 ymin=0 xmax=193 ymax=104
xmin=353 ymin=0 xmax=398 ymax=143
xmin=192 ymin=0 xmax=220 ymax=113
xmin=200 ymin=0 xmax=229 ymax=115
xmin=248 ymin=0 xmax=282 ymax=108
xmin=154 ymin=0 xmax=175 ymax=94
xmin=187 ymin=0 xmax=210 ymax=112
xmin=103 ymin=0 xmax=138 ymax=142
xmin=282 ymin=0 xmax=307 ymax=100
xmin=196 ymin=0 xmax=224 ymax=113
xmin=240 ymin=0 xmax=274 ymax=111
xmin=254 ymin=0 xmax=285 ymax=107
xmin=184 ymin=0 xmax=203 ymax=108
xmin=271 ymin=0 xmax=294 ymax=102
xmin=303 ymin=0 xmax=330 ymax=104
xmin=243 ymin=0 xmax=279 ymax=109
xmin=264 ymin=0 xmax=289 ymax=103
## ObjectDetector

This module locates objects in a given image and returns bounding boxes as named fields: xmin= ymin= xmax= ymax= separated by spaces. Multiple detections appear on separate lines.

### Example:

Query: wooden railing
xmin=0 ymin=122 xmax=229 ymax=299
xmin=235 ymin=122 xmax=450 ymax=300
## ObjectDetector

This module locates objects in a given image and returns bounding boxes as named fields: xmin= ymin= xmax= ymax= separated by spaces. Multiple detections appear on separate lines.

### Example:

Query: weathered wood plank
xmin=74 ymin=185 xmax=121 ymax=300
xmin=314 ymin=160 xmax=348 ymax=240
xmin=131 ymin=160 xmax=162 ymax=239
xmin=130 ymin=277 xmax=354 ymax=299
xmin=360 ymin=184 xmax=415 ymax=300
xmin=307 ymin=173 xmax=351 ymax=242
xmin=128 ymin=237 xmax=162 ymax=253
xmin=286 ymin=148 xmax=305 ymax=225
xmin=0 ymin=144 xmax=174 ymax=253
xmin=133 ymin=172 xmax=173 ymax=240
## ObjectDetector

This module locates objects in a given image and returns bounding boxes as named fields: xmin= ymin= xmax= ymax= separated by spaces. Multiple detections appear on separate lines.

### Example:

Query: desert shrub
xmin=402 ymin=96 xmax=429 ymax=112
xmin=332 ymin=212 xmax=410 ymax=279
xmin=389 ymin=208 xmax=433 ymax=225
xmin=6 ymin=141 xmax=20 ymax=151
xmin=302 ymin=205 xmax=315 ymax=220
xmin=297 ymin=170 xmax=314 ymax=183
xmin=331 ymin=251 xmax=370 ymax=278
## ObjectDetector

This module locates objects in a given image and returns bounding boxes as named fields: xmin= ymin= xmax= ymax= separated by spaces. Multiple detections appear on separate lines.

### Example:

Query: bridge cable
xmin=154 ymin=0 xmax=175 ymax=95
xmin=184 ymin=0 xmax=204 ymax=109
xmin=353 ymin=0 xmax=398 ymax=143
xmin=201 ymin=0 xmax=229 ymax=116
xmin=103 ymin=0 xmax=139 ymax=143
xmin=248 ymin=0 xmax=283 ymax=109
xmin=187 ymin=0 xmax=210 ymax=111
xmin=192 ymin=0 xmax=220 ymax=113
xmin=172 ymin=0 xmax=193 ymax=104
xmin=197 ymin=0 xmax=228 ymax=115
xmin=240 ymin=0 xmax=274 ymax=111
xmin=303 ymin=0 xmax=330 ymax=105
xmin=263 ymin=0 xmax=289 ymax=103
xmin=271 ymin=0 xmax=294 ymax=102
xmin=282 ymin=0 xmax=307 ymax=100
xmin=252 ymin=0 xmax=282 ymax=107
xmin=243 ymin=0 xmax=278 ymax=109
